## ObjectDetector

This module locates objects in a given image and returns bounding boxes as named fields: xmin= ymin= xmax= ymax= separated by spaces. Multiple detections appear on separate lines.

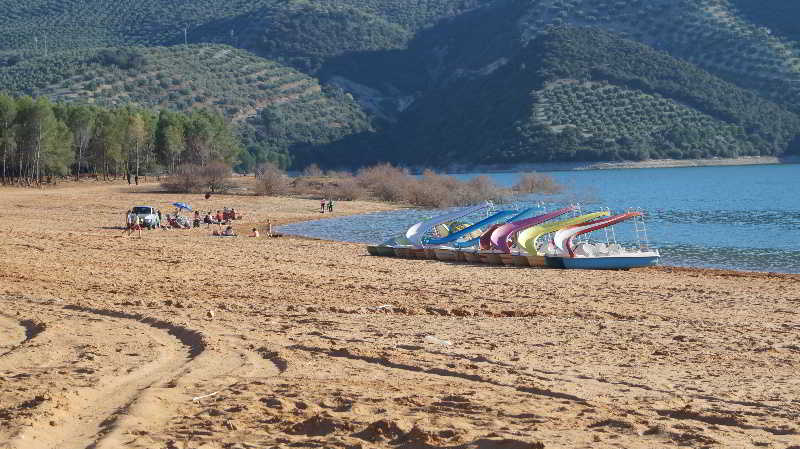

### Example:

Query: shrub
xmin=161 ymin=162 xmax=233 ymax=193
xmin=301 ymin=163 xmax=323 ymax=177
xmin=324 ymin=177 xmax=367 ymax=201
xmin=355 ymin=164 xmax=512 ymax=208
xmin=255 ymin=162 xmax=289 ymax=196
xmin=513 ymin=172 xmax=562 ymax=194
xmin=356 ymin=163 xmax=412 ymax=203
xmin=161 ymin=164 xmax=204 ymax=193
xmin=203 ymin=161 xmax=233 ymax=193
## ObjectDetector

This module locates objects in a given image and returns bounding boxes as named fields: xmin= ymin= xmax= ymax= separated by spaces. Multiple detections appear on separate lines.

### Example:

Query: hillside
xmin=513 ymin=0 xmax=800 ymax=112
xmin=2 ymin=0 xmax=800 ymax=169
xmin=0 ymin=0 xmax=487 ymax=53
xmin=0 ymin=45 xmax=370 ymax=168
xmin=306 ymin=27 xmax=800 ymax=168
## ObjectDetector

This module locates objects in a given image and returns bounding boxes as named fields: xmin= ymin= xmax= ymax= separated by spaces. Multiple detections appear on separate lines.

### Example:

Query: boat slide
xmin=452 ymin=207 xmax=539 ymax=249
xmin=405 ymin=202 xmax=492 ymax=247
xmin=369 ymin=204 xmax=660 ymax=269
xmin=518 ymin=211 xmax=611 ymax=256
xmin=489 ymin=206 xmax=578 ymax=253
xmin=551 ymin=212 xmax=642 ymax=257
xmin=423 ymin=210 xmax=517 ymax=246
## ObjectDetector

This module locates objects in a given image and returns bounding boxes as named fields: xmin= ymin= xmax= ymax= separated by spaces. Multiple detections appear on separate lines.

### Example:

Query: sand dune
xmin=1 ymin=182 xmax=798 ymax=448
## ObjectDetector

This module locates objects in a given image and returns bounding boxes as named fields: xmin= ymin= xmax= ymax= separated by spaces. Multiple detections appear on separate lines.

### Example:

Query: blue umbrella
xmin=172 ymin=202 xmax=192 ymax=212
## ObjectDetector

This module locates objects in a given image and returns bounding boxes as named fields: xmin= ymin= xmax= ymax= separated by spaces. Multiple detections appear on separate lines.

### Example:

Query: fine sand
xmin=1 ymin=182 xmax=799 ymax=449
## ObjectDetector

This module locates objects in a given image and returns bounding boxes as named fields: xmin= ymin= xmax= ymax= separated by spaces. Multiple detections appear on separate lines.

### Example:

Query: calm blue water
xmin=278 ymin=164 xmax=800 ymax=273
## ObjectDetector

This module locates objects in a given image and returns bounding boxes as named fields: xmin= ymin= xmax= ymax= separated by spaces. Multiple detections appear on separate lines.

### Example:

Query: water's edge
xmin=434 ymin=155 xmax=800 ymax=174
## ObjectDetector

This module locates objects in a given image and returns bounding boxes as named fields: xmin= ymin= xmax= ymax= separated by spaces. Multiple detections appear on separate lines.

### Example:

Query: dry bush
xmin=302 ymin=163 xmax=323 ymax=177
xmin=355 ymin=164 xmax=509 ymax=208
xmin=289 ymin=177 xmax=316 ymax=195
xmin=162 ymin=164 xmax=204 ymax=193
xmin=203 ymin=161 xmax=233 ymax=193
xmin=325 ymin=169 xmax=353 ymax=179
xmin=513 ymin=172 xmax=562 ymax=194
xmin=356 ymin=164 xmax=413 ymax=203
xmin=324 ymin=177 xmax=368 ymax=201
xmin=255 ymin=163 xmax=290 ymax=196
xmin=161 ymin=162 xmax=233 ymax=193
xmin=464 ymin=175 xmax=508 ymax=204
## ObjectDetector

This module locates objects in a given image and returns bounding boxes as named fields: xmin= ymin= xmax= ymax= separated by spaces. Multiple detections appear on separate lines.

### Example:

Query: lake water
xmin=278 ymin=164 xmax=800 ymax=273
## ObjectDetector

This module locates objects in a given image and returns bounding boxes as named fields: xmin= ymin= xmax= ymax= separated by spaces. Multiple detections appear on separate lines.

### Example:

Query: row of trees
xmin=0 ymin=93 xmax=241 ymax=184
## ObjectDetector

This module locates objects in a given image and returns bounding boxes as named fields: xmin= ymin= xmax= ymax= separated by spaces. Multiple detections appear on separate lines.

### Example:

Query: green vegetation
xmin=194 ymin=4 xmax=411 ymax=74
xmin=730 ymin=0 xmax=800 ymax=42
xmin=532 ymin=81 xmax=752 ymax=159
xmin=0 ymin=92 xmax=240 ymax=184
xmin=0 ymin=0 xmax=486 ymax=53
xmin=312 ymin=27 xmax=800 ymax=167
xmin=2 ymin=0 xmax=800 ymax=168
xmin=515 ymin=0 xmax=800 ymax=112
xmin=0 ymin=45 xmax=371 ymax=170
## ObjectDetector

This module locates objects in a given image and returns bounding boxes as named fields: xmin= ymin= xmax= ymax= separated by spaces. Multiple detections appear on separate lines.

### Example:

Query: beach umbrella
xmin=172 ymin=202 xmax=192 ymax=212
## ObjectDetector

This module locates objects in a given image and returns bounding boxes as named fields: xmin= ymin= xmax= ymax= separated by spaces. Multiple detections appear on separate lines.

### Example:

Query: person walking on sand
xmin=320 ymin=199 xmax=326 ymax=214
xmin=157 ymin=209 xmax=162 ymax=228
xmin=128 ymin=214 xmax=143 ymax=238
xmin=123 ymin=209 xmax=134 ymax=234
xmin=327 ymin=199 xmax=334 ymax=213
xmin=266 ymin=219 xmax=272 ymax=237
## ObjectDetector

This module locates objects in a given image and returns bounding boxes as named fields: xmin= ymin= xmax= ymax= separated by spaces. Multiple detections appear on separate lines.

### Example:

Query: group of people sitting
xmin=123 ymin=204 xmax=267 ymax=239
xmin=164 ymin=213 xmax=191 ymax=229
xmin=200 ymin=207 xmax=242 ymax=227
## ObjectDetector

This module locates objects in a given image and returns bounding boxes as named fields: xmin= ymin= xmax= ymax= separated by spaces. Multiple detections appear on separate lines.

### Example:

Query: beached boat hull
xmin=462 ymin=251 xmax=482 ymax=263
xmin=512 ymin=255 xmax=530 ymax=267
xmin=409 ymin=248 xmax=426 ymax=259
xmin=393 ymin=247 xmax=414 ymax=258
xmin=367 ymin=245 xmax=397 ymax=257
xmin=434 ymin=248 xmax=460 ymax=262
xmin=526 ymin=255 xmax=547 ymax=267
xmin=480 ymin=252 xmax=503 ymax=265
xmin=550 ymin=255 xmax=659 ymax=270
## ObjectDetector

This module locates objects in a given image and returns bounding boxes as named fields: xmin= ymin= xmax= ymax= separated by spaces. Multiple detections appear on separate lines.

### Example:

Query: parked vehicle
xmin=131 ymin=206 xmax=160 ymax=229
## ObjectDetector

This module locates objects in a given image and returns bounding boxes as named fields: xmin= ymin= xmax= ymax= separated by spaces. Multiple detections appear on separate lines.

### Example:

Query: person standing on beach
xmin=157 ymin=209 xmax=162 ymax=228
xmin=320 ymin=199 xmax=326 ymax=213
xmin=128 ymin=215 xmax=142 ymax=238
xmin=327 ymin=199 xmax=334 ymax=213
xmin=266 ymin=219 xmax=272 ymax=237
xmin=124 ymin=209 xmax=134 ymax=234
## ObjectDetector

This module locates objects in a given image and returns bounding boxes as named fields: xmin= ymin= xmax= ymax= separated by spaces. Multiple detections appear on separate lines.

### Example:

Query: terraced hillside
xmin=0 ymin=0 xmax=488 ymax=53
xmin=532 ymin=81 xmax=750 ymax=158
xmin=2 ymin=0 xmax=800 ymax=168
xmin=0 ymin=44 xmax=369 ymax=166
xmin=310 ymin=27 xmax=800 ymax=168
xmin=516 ymin=0 xmax=800 ymax=109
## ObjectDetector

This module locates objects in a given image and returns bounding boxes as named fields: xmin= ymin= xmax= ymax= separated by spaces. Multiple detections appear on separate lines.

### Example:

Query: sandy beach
xmin=1 ymin=182 xmax=799 ymax=449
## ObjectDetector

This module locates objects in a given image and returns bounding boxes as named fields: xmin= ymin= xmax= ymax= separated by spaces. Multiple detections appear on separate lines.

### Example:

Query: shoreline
xmin=276 ymin=219 xmax=800 ymax=277
xmin=2 ymin=182 xmax=799 ymax=448
xmin=437 ymin=155 xmax=800 ymax=174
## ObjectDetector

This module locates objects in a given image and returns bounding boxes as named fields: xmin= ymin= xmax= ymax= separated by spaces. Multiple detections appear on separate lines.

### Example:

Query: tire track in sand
xmin=5 ymin=303 xmax=205 ymax=449
xmin=0 ymin=314 xmax=27 ymax=357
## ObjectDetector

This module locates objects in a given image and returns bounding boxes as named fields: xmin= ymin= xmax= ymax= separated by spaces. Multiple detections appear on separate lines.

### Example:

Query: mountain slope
xmin=307 ymin=27 xmax=800 ymax=168
xmin=0 ymin=0 xmax=490 ymax=53
xmin=2 ymin=0 xmax=800 ymax=169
